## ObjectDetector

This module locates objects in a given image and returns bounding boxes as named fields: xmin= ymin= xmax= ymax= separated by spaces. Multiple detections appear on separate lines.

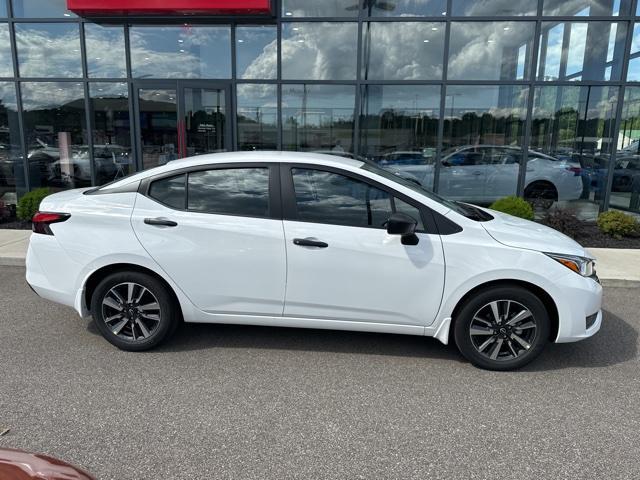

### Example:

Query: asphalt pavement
xmin=1 ymin=266 xmax=639 ymax=480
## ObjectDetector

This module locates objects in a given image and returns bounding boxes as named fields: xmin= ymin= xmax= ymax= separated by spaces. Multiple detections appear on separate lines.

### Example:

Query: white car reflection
xmin=377 ymin=146 xmax=583 ymax=208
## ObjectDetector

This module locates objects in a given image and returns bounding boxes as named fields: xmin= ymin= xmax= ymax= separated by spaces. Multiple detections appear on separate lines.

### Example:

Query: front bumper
xmin=554 ymin=273 xmax=603 ymax=343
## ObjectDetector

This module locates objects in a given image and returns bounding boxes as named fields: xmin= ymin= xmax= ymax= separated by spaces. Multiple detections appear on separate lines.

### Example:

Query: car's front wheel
xmin=90 ymin=271 xmax=178 ymax=351
xmin=453 ymin=286 xmax=550 ymax=370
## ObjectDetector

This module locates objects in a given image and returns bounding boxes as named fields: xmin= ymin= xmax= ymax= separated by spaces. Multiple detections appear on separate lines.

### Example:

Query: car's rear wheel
xmin=453 ymin=286 xmax=550 ymax=371
xmin=524 ymin=181 xmax=557 ymax=210
xmin=90 ymin=271 xmax=178 ymax=351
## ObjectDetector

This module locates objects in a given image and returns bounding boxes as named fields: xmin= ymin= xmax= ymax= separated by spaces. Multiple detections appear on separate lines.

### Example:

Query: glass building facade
xmin=2 ymin=0 xmax=640 ymax=222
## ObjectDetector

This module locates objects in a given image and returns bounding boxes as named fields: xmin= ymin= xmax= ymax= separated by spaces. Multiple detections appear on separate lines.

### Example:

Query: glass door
xmin=133 ymin=81 xmax=230 ymax=171
xmin=180 ymin=83 xmax=230 ymax=158
xmin=134 ymin=85 xmax=178 ymax=170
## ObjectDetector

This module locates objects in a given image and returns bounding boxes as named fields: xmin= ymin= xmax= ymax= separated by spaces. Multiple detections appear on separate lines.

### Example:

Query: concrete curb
xmin=0 ymin=257 xmax=25 ymax=267
xmin=599 ymin=278 xmax=640 ymax=288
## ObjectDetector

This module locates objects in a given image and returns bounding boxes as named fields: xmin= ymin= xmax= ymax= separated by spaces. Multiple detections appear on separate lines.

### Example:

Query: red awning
xmin=67 ymin=0 xmax=272 ymax=15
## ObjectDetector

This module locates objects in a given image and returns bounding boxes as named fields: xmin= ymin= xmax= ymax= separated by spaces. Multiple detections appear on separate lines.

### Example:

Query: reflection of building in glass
xmin=1 ymin=0 xmax=640 ymax=224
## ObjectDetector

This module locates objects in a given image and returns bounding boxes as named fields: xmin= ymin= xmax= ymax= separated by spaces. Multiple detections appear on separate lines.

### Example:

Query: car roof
xmin=100 ymin=151 xmax=364 ymax=190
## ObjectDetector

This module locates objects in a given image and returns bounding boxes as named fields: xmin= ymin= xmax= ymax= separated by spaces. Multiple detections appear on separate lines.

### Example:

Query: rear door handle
xmin=293 ymin=238 xmax=328 ymax=248
xmin=144 ymin=217 xmax=178 ymax=227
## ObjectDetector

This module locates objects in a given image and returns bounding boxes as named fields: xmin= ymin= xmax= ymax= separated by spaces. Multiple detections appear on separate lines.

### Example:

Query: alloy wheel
xmin=468 ymin=300 xmax=538 ymax=362
xmin=101 ymin=282 xmax=162 ymax=342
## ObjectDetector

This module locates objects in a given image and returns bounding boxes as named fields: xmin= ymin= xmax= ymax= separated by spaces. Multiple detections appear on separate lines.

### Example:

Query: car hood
xmin=479 ymin=208 xmax=590 ymax=258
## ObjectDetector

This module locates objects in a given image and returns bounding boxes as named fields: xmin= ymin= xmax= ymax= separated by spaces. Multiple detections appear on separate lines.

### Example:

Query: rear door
xmin=131 ymin=163 xmax=286 ymax=316
xmin=280 ymin=164 xmax=445 ymax=327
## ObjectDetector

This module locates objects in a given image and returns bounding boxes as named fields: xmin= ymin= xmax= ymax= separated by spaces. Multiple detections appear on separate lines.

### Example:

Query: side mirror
xmin=386 ymin=212 xmax=419 ymax=245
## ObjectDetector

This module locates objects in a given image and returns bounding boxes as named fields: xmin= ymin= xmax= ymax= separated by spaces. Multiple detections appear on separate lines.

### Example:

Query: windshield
xmin=360 ymin=162 xmax=476 ymax=218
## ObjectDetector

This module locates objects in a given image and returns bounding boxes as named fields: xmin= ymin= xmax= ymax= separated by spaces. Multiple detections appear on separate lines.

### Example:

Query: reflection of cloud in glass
xmin=236 ymin=26 xmax=277 ymax=79
xmin=0 ymin=24 xmax=13 ymax=77
xmin=130 ymin=26 xmax=231 ymax=79
xmin=187 ymin=168 xmax=269 ymax=215
xmin=448 ymin=22 xmax=534 ymax=80
xmin=538 ymin=22 xmax=625 ymax=81
xmin=21 ymin=81 xmax=84 ymax=111
xmin=281 ymin=23 xmax=357 ymax=80
xmin=542 ymin=0 xmax=630 ymax=16
xmin=15 ymin=23 xmax=82 ymax=77
xmin=370 ymin=0 xmax=447 ymax=17
xmin=281 ymin=0 xmax=358 ymax=17
xmin=452 ymin=0 xmax=536 ymax=16
xmin=363 ymin=22 xmax=445 ymax=80
xmin=85 ymin=25 xmax=126 ymax=78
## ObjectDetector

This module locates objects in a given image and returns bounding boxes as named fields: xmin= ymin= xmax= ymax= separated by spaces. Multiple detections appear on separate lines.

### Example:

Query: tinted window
xmin=292 ymin=168 xmax=393 ymax=228
xmin=393 ymin=198 xmax=424 ymax=230
xmin=187 ymin=168 xmax=270 ymax=217
xmin=149 ymin=174 xmax=186 ymax=209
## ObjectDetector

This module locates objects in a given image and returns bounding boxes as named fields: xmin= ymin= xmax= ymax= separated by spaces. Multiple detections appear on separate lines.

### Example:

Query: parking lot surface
xmin=1 ymin=266 xmax=639 ymax=479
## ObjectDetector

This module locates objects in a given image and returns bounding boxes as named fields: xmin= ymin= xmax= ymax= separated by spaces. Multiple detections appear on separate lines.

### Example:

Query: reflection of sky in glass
xmin=85 ymin=25 xmax=126 ymax=78
xmin=516 ymin=44 xmax=526 ymax=79
xmin=363 ymin=22 xmax=445 ymax=80
xmin=21 ymin=81 xmax=84 ymax=111
xmin=187 ymin=168 xmax=269 ymax=216
xmin=448 ymin=22 xmax=534 ymax=80
xmin=540 ymin=23 xmax=563 ymax=80
xmin=282 ymin=84 xmax=355 ymax=151
xmin=543 ymin=0 xmax=630 ymax=16
xmin=0 ymin=24 xmax=13 ymax=77
xmin=237 ymin=84 xmax=277 ymax=150
xmin=282 ymin=0 xmax=358 ymax=17
xmin=13 ymin=0 xmax=75 ymax=17
xmin=16 ymin=23 xmax=81 ymax=77
xmin=0 ymin=1 xmax=6 ymax=17
xmin=452 ymin=0 xmax=537 ymax=16
xmin=445 ymin=85 xmax=528 ymax=120
xmin=566 ymin=23 xmax=588 ymax=77
xmin=629 ymin=25 xmax=640 ymax=81
xmin=130 ymin=26 xmax=231 ymax=79
xmin=281 ymin=23 xmax=357 ymax=80
xmin=236 ymin=26 xmax=277 ymax=79
xmin=369 ymin=0 xmax=447 ymax=17
xmin=89 ymin=82 xmax=128 ymax=99
xmin=539 ymin=22 xmax=625 ymax=81
xmin=362 ymin=85 xmax=440 ymax=114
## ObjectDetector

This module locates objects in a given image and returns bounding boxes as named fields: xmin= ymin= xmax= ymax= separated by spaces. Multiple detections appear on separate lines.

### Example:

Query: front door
xmin=133 ymin=81 xmax=231 ymax=170
xmin=280 ymin=165 xmax=446 ymax=327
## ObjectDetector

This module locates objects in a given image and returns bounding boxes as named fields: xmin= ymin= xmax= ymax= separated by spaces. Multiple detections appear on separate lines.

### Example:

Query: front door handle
xmin=293 ymin=238 xmax=328 ymax=248
xmin=144 ymin=217 xmax=178 ymax=227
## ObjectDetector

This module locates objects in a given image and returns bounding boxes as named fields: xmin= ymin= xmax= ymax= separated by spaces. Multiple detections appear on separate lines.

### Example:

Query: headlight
xmin=545 ymin=252 xmax=595 ymax=277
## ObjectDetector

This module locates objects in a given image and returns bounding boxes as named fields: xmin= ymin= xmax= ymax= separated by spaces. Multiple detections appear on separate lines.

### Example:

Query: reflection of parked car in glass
xmin=611 ymin=156 xmax=640 ymax=192
xmin=315 ymin=150 xmax=423 ymax=185
xmin=378 ymin=146 xmax=583 ymax=208
xmin=0 ymin=191 xmax=16 ymax=221
xmin=27 ymin=141 xmax=128 ymax=186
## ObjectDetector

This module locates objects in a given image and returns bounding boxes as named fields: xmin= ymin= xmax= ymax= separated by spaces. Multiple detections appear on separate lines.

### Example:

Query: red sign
xmin=67 ymin=0 xmax=272 ymax=15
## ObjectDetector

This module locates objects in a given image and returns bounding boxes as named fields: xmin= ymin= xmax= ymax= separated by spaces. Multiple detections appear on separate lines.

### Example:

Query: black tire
xmin=524 ymin=181 xmax=558 ymax=210
xmin=90 ymin=271 xmax=178 ymax=351
xmin=453 ymin=286 xmax=550 ymax=371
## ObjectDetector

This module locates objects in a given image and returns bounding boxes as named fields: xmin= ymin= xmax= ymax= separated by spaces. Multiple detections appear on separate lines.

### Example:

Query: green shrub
xmin=597 ymin=210 xmax=639 ymax=239
xmin=17 ymin=188 xmax=51 ymax=221
xmin=540 ymin=208 xmax=584 ymax=239
xmin=489 ymin=196 xmax=535 ymax=220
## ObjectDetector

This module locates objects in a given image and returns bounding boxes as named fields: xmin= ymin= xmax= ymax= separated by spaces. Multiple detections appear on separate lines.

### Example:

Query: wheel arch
xmin=448 ymin=279 xmax=559 ymax=344
xmin=83 ymin=263 xmax=184 ymax=322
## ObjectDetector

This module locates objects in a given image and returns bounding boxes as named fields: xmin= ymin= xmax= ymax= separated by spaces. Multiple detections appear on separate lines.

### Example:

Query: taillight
xmin=32 ymin=212 xmax=70 ymax=235
xmin=566 ymin=166 xmax=582 ymax=176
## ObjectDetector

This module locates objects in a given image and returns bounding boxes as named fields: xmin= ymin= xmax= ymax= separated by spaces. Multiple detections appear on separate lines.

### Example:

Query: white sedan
xmin=26 ymin=151 xmax=602 ymax=370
